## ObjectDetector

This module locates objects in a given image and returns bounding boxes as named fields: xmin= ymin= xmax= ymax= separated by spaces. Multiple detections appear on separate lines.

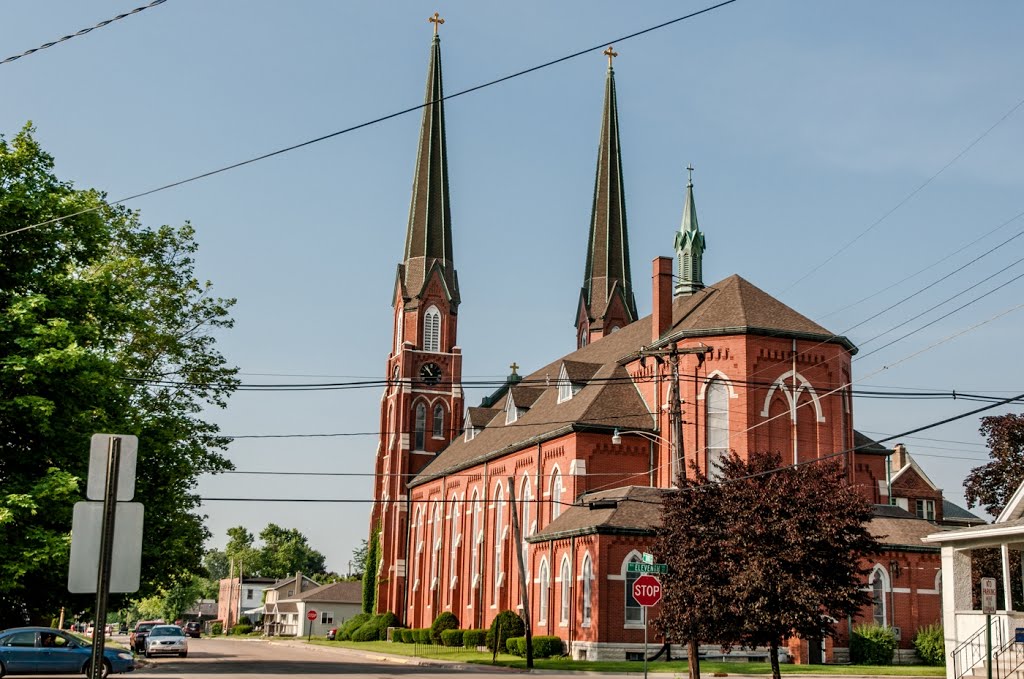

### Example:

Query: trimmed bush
xmin=463 ymin=629 xmax=486 ymax=648
xmin=506 ymin=636 xmax=526 ymax=656
xmin=533 ymin=636 xmax=564 ymax=658
xmin=211 ymin=622 xmax=223 ymax=635
xmin=440 ymin=629 xmax=464 ymax=647
xmin=431 ymin=611 xmax=460 ymax=644
xmin=413 ymin=628 xmax=432 ymax=644
xmin=374 ymin=612 xmax=400 ymax=640
xmin=339 ymin=613 xmax=371 ymax=641
xmin=851 ymin=624 xmax=897 ymax=665
xmin=351 ymin=619 xmax=379 ymax=642
xmin=486 ymin=610 xmax=525 ymax=652
xmin=913 ymin=624 xmax=945 ymax=666
xmin=232 ymin=623 xmax=253 ymax=635
xmin=400 ymin=628 xmax=415 ymax=643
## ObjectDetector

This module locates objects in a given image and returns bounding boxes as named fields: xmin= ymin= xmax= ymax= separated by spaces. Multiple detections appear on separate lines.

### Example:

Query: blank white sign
xmin=68 ymin=501 xmax=144 ymax=593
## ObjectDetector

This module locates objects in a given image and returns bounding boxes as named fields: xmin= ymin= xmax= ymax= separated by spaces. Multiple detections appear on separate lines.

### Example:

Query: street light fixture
xmin=610 ymin=429 xmax=670 ymax=446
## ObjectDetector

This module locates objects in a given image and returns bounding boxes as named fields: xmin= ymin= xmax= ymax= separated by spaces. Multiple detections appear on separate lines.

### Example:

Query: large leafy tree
xmin=0 ymin=124 xmax=238 ymax=626
xmin=215 ymin=524 xmax=328 ymax=580
xmin=964 ymin=414 xmax=1024 ymax=516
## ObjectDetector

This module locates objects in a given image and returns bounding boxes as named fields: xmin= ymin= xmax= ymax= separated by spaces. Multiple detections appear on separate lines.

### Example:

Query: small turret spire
xmin=576 ymin=50 xmax=638 ymax=348
xmin=673 ymin=164 xmax=706 ymax=296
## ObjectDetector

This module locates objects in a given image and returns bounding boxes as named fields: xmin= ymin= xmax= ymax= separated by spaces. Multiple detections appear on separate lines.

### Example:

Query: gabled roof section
xmin=657 ymin=275 xmax=856 ymax=352
xmin=853 ymin=431 xmax=892 ymax=455
xmin=996 ymin=478 xmax=1024 ymax=523
xmin=292 ymin=580 xmax=362 ymax=604
xmin=942 ymin=500 xmax=985 ymax=526
xmin=402 ymin=32 xmax=459 ymax=307
xmin=466 ymin=407 xmax=501 ymax=428
xmin=579 ymin=61 xmax=637 ymax=328
xmin=529 ymin=486 xmax=667 ymax=542
xmin=867 ymin=505 xmax=941 ymax=552
xmin=891 ymin=458 xmax=940 ymax=492
xmin=510 ymin=386 xmax=544 ymax=409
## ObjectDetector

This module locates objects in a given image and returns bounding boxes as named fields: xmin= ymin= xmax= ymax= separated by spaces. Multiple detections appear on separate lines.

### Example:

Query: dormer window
xmin=464 ymin=426 xmax=476 ymax=442
xmin=505 ymin=395 xmax=518 ymax=425
xmin=556 ymin=364 xmax=582 ymax=404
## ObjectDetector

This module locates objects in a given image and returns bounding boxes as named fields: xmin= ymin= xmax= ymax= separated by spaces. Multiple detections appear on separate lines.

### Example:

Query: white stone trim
xmin=697 ymin=370 xmax=739 ymax=400
xmin=759 ymin=369 xmax=826 ymax=422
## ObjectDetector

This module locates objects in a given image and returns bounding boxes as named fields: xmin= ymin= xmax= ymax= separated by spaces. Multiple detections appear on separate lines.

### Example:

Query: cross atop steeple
xmin=687 ymin=163 xmax=694 ymax=187
xmin=429 ymin=12 xmax=445 ymax=35
xmin=603 ymin=45 xmax=618 ymax=68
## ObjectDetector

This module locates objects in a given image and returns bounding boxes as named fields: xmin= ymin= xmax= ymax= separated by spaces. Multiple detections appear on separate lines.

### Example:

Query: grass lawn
xmin=311 ymin=640 xmax=945 ymax=675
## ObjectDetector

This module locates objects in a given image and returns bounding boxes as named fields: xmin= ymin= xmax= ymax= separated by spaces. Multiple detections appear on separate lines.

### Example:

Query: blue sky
xmin=4 ymin=1 xmax=1024 ymax=573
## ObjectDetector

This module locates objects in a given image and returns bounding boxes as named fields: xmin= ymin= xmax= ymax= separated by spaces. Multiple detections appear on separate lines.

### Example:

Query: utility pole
xmin=508 ymin=478 xmax=534 ymax=669
xmin=639 ymin=343 xmax=711 ymax=482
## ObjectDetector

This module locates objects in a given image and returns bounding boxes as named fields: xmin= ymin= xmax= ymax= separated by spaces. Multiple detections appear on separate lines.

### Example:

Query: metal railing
xmin=954 ymin=618 xmax=1004 ymax=679
xmin=992 ymin=632 xmax=1024 ymax=679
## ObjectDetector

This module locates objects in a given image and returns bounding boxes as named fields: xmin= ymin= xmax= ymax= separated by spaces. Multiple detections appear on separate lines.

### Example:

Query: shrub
xmin=339 ymin=613 xmax=371 ymax=641
xmin=533 ymin=636 xmax=564 ymax=658
xmin=413 ymin=628 xmax=432 ymax=644
xmin=851 ymin=624 xmax=897 ymax=665
xmin=441 ymin=629 xmax=464 ymax=647
xmin=486 ymin=610 xmax=525 ymax=652
xmin=238 ymin=615 xmax=252 ymax=626
xmin=351 ymin=619 xmax=379 ymax=642
xmin=431 ymin=611 xmax=460 ymax=644
xmin=232 ymin=623 xmax=253 ymax=635
xmin=374 ymin=612 xmax=400 ymax=640
xmin=463 ymin=629 xmax=486 ymax=648
xmin=399 ymin=628 xmax=414 ymax=643
xmin=211 ymin=622 xmax=223 ymax=636
xmin=506 ymin=636 xmax=526 ymax=656
xmin=913 ymin=624 xmax=945 ymax=666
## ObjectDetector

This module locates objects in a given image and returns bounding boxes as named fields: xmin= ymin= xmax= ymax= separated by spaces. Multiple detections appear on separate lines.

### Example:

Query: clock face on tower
xmin=419 ymin=362 xmax=442 ymax=385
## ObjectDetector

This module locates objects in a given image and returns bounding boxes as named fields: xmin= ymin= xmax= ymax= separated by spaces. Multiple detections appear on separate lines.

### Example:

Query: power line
xmin=1 ymin=0 xmax=168 ymax=66
xmin=0 ymin=0 xmax=739 ymax=240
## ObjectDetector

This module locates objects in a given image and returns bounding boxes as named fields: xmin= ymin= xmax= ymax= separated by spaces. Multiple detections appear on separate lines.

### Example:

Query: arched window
xmin=582 ymin=554 xmax=594 ymax=626
xmin=493 ymin=485 xmax=505 ymax=604
xmin=394 ymin=310 xmax=403 ymax=353
xmin=521 ymin=475 xmax=533 ymax=538
xmin=448 ymin=493 xmax=460 ymax=603
xmin=870 ymin=566 xmax=889 ymax=626
xmin=414 ymin=403 xmax=426 ymax=450
xmin=625 ymin=553 xmax=643 ymax=624
xmin=706 ymin=379 xmax=729 ymax=480
xmin=433 ymin=404 xmax=445 ymax=438
xmin=550 ymin=469 xmax=563 ymax=521
xmin=430 ymin=502 xmax=442 ymax=591
xmin=470 ymin=490 xmax=482 ymax=588
xmin=538 ymin=559 xmax=550 ymax=624
xmin=559 ymin=557 xmax=571 ymax=625
xmin=413 ymin=507 xmax=424 ymax=590
xmin=423 ymin=306 xmax=441 ymax=352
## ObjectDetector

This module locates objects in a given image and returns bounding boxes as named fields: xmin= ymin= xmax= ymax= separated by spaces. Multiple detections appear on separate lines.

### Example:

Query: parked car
xmin=326 ymin=627 xmax=337 ymax=641
xmin=183 ymin=622 xmax=201 ymax=639
xmin=0 ymin=626 xmax=134 ymax=678
xmin=129 ymin=620 xmax=163 ymax=654
xmin=144 ymin=625 xmax=188 ymax=658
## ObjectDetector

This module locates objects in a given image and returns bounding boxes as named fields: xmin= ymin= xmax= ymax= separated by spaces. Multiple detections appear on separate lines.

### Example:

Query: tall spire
xmin=576 ymin=47 xmax=637 ymax=347
xmin=673 ymin=164 xmax=706 ymax=296
xmin=401 ymin=18 xmax=459 ymax=306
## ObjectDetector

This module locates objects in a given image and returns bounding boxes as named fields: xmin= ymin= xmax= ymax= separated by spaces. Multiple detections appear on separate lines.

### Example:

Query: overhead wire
xmin=0 ymin=0 xmax=740 ymax=239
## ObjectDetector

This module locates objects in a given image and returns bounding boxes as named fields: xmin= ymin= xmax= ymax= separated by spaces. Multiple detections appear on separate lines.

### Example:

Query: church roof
xmin=658 ymin=274 xmax=856 ymax=352
xmin=942 ymin=499 xmax=986 ymax=525
xmin=528 ymin=486 xmax=667 ymax=542
xmin=401 ymin=32 xmax=459 ymax=305
xmin=853 ymin=431 xmax=891 ymax=455
xmin=579 ymin=60 xmax=637 ymax=328
xmin=868 ymin=504 xmax=941 ymax=552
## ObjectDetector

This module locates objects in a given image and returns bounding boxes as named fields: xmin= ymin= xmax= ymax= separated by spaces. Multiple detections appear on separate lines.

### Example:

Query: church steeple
xmin=576 ymin=47 xmax=637 ymax=349
xmin=400 ymin=17 xmax=459 ymax=307
xmin=673 ymin=165 xmax=706 ymax=296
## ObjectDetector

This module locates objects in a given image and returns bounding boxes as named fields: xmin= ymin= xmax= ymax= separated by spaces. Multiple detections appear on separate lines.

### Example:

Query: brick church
xmin=368 ymin=25 xmax=982 ymax=662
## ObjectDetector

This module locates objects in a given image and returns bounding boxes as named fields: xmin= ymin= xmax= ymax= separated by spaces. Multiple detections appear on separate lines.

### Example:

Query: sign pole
xmin=643 ymin=604 xmax=649 ymax=679
xmin=90 ymin=436 xmax=121 ymax=679
xmin=308 ymin=618 xmax=312 ymax=642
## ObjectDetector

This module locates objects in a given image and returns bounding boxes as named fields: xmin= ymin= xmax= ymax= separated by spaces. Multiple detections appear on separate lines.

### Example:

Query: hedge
xmin=851 ymin=624 xmax=897 ymax=665
xmin=505 ymin=635 xmax=563 ymax=658
xmin=398 ymin=628 xmax=414 ymax=643
xmin=431 ymin=611 xmax=460 ymax=644
xmin=413 ymin=628 xmax=432 ymax=644
xmin=486 ymin=610 xmax=525 ymax=652
xmin=463 ymin=629 xmax=486 ymax=648
xmin=913 ymin=624 xmax=945 ymax=666
xmin=339 ymin=613 xmax=371 ymax=641
xmin=440 ymin=629 xmax=464 ymax=646
xmin=232 ymin=624 xmax=253 ymax=635
xmin=210 ymin=622 xmax=223 ymax=636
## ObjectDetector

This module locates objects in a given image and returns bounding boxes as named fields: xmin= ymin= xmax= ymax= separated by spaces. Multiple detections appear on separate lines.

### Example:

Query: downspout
xmin=548 ymin=539 xmax=555 ymax=636
xmin=648 ymin=439 xmax=655 ymax=487
xmin=440 ymin=474 xmax=448 ymax=613
xmin=886 ymin=449 xmax=893 ymax=505
xmin=570 ymin=535 xmax=577 ymax=656
xmin=791 ymin=338 xmax=798 ymax=466
xmin=479 ymin=461 xmax=490 ymax=628
xmin=402 ymin=492 xmax=412 ymax=624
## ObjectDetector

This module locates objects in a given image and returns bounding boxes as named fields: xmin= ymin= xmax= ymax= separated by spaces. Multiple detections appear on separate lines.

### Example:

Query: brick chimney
xmin=890 ymin=443 xmax=908 ymax=473
xmin=295 ymin=571 xmax=303 ymax=594
xmin=652 ymin=257 xmax=673 ymax=342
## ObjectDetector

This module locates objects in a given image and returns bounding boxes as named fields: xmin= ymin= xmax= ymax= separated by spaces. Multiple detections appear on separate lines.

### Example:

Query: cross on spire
xmin=687 ymin=163 xmax=695 ymax=187
xmin=510 ymin=362 xmax=520 ymax=376
xmin=603 ymin=45 xmax=618 ymax=68
xmin=429 ymin=12 xmax=445 ymax=35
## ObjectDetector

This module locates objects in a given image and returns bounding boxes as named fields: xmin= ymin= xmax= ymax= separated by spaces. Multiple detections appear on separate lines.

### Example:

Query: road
xmin=125 ymin=637 xmax=523 ymax=679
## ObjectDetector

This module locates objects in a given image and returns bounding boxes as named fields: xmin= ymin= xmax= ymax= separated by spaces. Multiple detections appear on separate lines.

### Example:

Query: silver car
xmin=143 ymin=625 xmax=188 ymax=658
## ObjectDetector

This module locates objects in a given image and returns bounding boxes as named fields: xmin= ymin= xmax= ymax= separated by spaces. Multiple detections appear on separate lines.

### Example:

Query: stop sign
xmin=633 ymin=574 xmax=662 ymax=607
xmin=306 ymin=609 xmax=318 ymax=621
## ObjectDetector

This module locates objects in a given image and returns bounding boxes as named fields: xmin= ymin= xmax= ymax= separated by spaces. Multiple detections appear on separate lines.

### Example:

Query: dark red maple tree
xmin=964 ymin=414 xmax=1024 ymax=516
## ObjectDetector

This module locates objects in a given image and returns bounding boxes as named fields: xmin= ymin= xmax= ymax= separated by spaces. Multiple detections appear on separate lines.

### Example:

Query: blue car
xmin=0 ymin=627 xmax=134 ymax=678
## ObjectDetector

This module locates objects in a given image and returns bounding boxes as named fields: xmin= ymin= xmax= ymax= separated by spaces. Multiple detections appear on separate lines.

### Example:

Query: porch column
xmin=943 ymin=546 xmax=972 ymax=679
xmin=1002 ymin=544 xmax=1013 ymax=611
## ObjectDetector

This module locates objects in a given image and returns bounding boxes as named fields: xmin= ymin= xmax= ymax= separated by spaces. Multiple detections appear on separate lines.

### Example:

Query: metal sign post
xmin=982 ymin=578 xmax=997 ymax=679
xmin=307 ymin=609 xmax=317 ymax=642
xmin=632 ymin=573 xmax=663 ymax=679
xmin=89 ymin=437 xmax=121 ymax=679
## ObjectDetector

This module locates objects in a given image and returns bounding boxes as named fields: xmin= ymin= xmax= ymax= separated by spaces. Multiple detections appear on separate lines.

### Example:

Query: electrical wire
xmin=0 ymin=0 xmax=739 ymax=239
xmin=1 ymin=0 xmax=168 ymax=66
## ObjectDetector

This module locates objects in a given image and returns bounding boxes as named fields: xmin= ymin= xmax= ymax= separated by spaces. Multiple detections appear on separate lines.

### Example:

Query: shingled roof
xmin=528 ymin=486 xmax=668 ymax=542
xmin=410 ymin=273 xmax=855 ymax=487
xmin=868 ymin=505 xmax=941 ymax=552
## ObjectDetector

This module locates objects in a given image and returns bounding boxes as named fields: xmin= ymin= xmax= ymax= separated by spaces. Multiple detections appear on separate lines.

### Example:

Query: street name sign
xmin=628 ymin=562 xmax=668 ymax=574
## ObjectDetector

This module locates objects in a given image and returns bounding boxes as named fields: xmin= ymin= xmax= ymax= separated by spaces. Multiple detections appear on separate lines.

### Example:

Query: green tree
xmin=350 ymin=539 xmax=368 ymax=578
xmin=224 ymin=526 xmax=261 ymax=575
xmin=362 ymin=527 xmax=379 ymax=614
xmin=0 ymin=124 xmax=238 ymax=626
xmin=161 ymin=574 xmax=205 ymax=621
xmin=203 ymin=548 xmax=230 ymax=581
xmin=964 ymin=414 xmax=1024 ymax=516
xmin=257 ymin=523 xmax=326 ymax=579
